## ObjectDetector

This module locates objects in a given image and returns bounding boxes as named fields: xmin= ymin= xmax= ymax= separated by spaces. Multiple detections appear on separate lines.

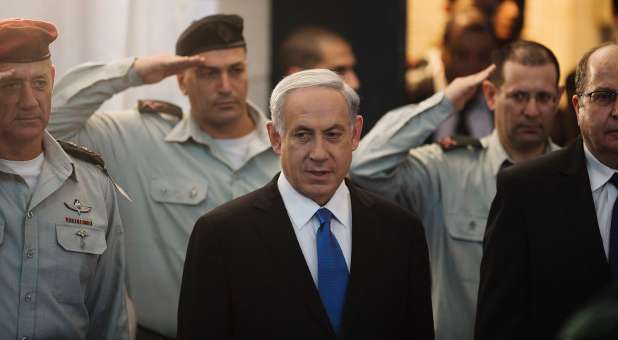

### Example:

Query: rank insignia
xmin=64 ymin=199 xmax=92 ymax=216
xmin=75 ymin=229 xmax=89 ymax=249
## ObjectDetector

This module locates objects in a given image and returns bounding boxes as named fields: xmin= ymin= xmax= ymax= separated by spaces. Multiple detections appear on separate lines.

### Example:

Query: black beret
xmin=176 ymin=14 xmax=246 ymax=56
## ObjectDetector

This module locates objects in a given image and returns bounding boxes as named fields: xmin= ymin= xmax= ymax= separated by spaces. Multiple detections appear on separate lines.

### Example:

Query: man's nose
xmin=18 ymin=84 xmax=38 ymax=110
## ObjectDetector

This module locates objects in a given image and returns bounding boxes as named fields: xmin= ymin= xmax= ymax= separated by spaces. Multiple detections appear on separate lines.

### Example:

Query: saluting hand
xmin=444 ymin=64 xmax=495 ymax=112
xmin=133 ymin=54 xmax=205 ymax=84
xmin=0 ymin=69 xmax=15 ymax=80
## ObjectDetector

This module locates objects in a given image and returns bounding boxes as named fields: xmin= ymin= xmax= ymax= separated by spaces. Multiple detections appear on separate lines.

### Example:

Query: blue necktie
xmin=316 ymin=208 xmax=349 ymax=334
xmin=609 ymin=173 xmax=618 ymax=280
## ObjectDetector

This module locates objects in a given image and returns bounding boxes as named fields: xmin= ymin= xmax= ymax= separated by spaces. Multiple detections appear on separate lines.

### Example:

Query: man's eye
xmin=591 ymin=91 xmax=617 ymax=105
xmin=33 ymin=80 xmax=47 ymax=89
xmin=1 ymin=82 xmax=19 ymax=90
xmin=535 ymin=92 xmax=554 ymax=104
xmin=326 ymin=131 xmax=342 ymax=140
xmin=512 ymin=92 xmax=529 ymax=102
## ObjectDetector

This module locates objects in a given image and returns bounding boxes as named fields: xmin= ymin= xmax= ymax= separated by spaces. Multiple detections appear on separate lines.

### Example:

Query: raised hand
xmin=444 ymin=64 xmax=495 ymax=112
xmin=133 ymin=54 xmax=205 ymax=84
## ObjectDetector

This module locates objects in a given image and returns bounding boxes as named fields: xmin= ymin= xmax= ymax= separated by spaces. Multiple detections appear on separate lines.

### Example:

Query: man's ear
xmin=177 ymin=72 xmax=187 ymax=95
xmin=351 ymin=115 xmax=364 ymax=151
xmin=572 ymin=94 xmax=582 ymax=125
xmin=50 ymin=64 xmax=56 ymax=84
xmin=266 ymin=122 xmax=283 ymax=155
xmin=482 ymin=80 xmax=497 ymax=111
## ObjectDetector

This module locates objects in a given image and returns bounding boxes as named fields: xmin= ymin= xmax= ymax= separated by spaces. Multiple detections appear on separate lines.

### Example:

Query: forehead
xmin=196 ymin=47 xmax=247 ymax=68
xmin=283 ymin=86 xmax=349 ymax=126
xmin=501 ymin=61 xmax=558 ymax=91
xmin=0 ymin=59 xmax=52 ymax=78
xmin=316 ymin=39 xmax=355 ymax=67
xmin=586 ymin=46 xmax=618 ymax=89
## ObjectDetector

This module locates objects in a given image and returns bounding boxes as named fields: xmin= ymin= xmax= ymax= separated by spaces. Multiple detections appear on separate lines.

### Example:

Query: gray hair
xmin=269 ymin=68 xmax=360 ymax=133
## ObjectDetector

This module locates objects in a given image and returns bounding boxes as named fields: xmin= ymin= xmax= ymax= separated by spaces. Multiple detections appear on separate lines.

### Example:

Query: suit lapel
xmin=252 ymin=175 xmax=336 ymax=338
xmin=341 ymin=181 xmax=383 ymax=331
xmin=559 ymin=138 xmax=609 ymax=268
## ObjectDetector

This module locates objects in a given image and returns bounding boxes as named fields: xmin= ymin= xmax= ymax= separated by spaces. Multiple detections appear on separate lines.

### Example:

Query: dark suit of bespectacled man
xmin=475 ymin=42 xmax=618 ymax=340
xmin=177 ymin=69 xmax=434 ymax=340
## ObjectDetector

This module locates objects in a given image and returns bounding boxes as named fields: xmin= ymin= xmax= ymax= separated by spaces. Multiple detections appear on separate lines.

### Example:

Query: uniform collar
xmin=165 ymin=101 xmax=268 ymax=143
xmin=482 ymin=129 xmax=559 ymax=176
xmin=0 ymin=131 xmax=74 ymax=179
xmin=42 ymin=130 xmax=76 ymax=180
xmin=277 ymin=172 xmax=352 ymax=232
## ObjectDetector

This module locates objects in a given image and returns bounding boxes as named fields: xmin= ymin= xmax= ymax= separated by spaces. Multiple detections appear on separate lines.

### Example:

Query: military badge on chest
xmin=64 ymin=199 xmax=93 ymax=226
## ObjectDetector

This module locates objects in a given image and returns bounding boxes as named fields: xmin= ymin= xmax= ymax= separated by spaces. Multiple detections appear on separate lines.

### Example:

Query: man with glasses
xmin=350 ymin=40 xmax=562 ymax=340
xmin=475 ymin=42 xmax=618 ymax=340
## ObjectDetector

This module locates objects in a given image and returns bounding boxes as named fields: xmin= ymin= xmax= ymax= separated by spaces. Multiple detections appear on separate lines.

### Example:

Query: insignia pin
xmin=64 ymin=199 xmax=93 ymax=216
xmin=75 ymin=229 xmax=89 ymax=249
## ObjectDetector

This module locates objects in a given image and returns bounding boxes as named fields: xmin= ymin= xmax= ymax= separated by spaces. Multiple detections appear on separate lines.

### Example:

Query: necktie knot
xmin=316 ymin=208 xmax=333 ymax=227
xmin=609 ymin=173 xmax=618 ymax=187
xmin=499 ymin=159 xmax=514 ymax=172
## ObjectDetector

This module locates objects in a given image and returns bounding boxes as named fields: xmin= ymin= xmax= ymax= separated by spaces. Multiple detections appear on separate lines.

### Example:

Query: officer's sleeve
xmin=475 ymin=170 xmax=528 ymax=340
xmin=85 ymin=176 xmax=129 ymax=340
xmin=49 ymin=57 xmax=143 ymax=156
xmin=350 ymin=92 xmax=455 ymax=218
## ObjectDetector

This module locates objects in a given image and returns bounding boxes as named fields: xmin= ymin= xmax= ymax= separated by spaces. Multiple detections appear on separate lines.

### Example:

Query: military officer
xmin=48 ymin=14 xmax=280 ymax=339
xmin=0 ymin=19 xmax=129 ymax=339
xmin=350 ymin=40 xmax=563 ymax=340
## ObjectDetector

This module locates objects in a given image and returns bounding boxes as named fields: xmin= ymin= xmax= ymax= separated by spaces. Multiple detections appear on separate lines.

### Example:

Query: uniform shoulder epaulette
xmin=57 ymin=140 xmax=105 ymax=168
xmin=138 ymin=99 xmax=183 ymax=120
xmin=57 ymin=140 xmax=133 ymax=202
xmin=437 ymin=135 xmax=483 ymax=152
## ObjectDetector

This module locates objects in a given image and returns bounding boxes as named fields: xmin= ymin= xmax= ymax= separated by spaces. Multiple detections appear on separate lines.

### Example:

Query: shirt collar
xmin=164 ymin=101 xmax=271 ymax=150
xmin=277 ymin=173 xmax=352 ymax=231
xmin=483 ymin=129 xmax=560 ymax=176
xmin=584 ymin=141 xmax=617 ymax=192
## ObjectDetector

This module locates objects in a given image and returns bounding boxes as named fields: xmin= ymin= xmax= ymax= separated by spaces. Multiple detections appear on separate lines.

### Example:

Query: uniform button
xmin=24 ymin=293 xmax=32 ymax=302
xmin=21 ymin=337 xmax=28 ymax=340
xmin=26 ymin=249 xmax=34 ymax=258
xmin=190 ymin=187 xmax=198 ymax=198
xmin=469 ymin=221 xmax=477 ymax=229
xmin=26 ymin=211 xmax=33 ymax=219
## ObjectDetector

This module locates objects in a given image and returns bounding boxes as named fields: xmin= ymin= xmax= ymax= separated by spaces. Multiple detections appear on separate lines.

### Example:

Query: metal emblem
xmin=75 ymin=229 xmax=89 ymax=249
xmin=64 ymin=199 xmax=92 ymax=216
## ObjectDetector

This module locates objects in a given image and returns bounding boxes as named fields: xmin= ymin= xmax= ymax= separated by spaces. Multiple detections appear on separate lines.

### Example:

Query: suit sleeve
xmin=177 ymin=216 xmax=232 ymax=340
xmin=475 ymin=171 xmax=529 ymax=340
xmin=406 ymin=214 xmax=435 ymax=340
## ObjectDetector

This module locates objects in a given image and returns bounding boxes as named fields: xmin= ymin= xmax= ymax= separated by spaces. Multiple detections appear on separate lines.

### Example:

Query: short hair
xmin=575 ymin=42 xmax=618 ymax=96
xmin=489 ymin=40 xmax=561 ymax=87
xmin=442 ymin=7 xmax=491 ymax=48
xmin=280 ymin=26 xmax=347 ymax=72
xmin=270 ymin=68 xmax=359 ymax=133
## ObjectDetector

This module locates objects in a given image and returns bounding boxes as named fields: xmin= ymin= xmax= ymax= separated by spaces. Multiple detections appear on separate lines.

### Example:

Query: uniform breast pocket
xmin=53 ymin=224 xmax=107 ymax=304
xmin=150 ymin=177 xmax=208 ymax=206
xmin=444 ymin=213 xmax=487 ymax=282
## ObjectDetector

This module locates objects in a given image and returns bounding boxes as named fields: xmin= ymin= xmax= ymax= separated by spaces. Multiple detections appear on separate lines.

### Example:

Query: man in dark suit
xmin=475 ymin=42 xmax=618 ymax=340
xmin=177 ymin=69 xmax=434 ymax=340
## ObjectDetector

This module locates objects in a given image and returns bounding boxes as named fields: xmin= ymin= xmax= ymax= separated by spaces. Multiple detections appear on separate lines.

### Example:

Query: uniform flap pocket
xmin=445 ymin=213 xmax=487 ymax=242
xmin=0 ymin=221 xmax=4 ymax=245
xmin=150 ymin=177 xmax=207 ymax=205
xmin=56 ymin=224 xmax=107 ymax=255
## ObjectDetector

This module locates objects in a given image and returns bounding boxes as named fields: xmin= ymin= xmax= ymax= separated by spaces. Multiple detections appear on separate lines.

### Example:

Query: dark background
xmin=271 ymin=0 xmax=408 ymax=135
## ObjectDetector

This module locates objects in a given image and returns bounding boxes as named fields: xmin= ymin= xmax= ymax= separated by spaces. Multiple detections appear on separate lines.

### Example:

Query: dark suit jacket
xmin=475 ymin=138 xmax=612 ymax=340
xmin=177 ymin=176 xmax=434 ymax=340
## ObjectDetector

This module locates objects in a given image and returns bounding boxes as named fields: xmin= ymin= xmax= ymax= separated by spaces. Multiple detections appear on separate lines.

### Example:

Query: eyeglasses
xmin=580 ymin=90 xmax=618 ymax=107
xmin=505 ymin=91 xmax=558 ymax=107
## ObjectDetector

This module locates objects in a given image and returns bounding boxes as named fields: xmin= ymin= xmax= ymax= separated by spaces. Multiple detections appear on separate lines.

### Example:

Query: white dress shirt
xmin=584 ymin=142 xmax=618 ymax=258
xmin=277 ymin=173 xmax=352 ymax=285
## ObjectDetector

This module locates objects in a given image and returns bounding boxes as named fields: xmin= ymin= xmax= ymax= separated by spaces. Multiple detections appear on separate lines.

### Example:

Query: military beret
xmin=0 ymin=18 xmax=58 ymax=63
xmin=176 ymin=14 xmax=246 ymax=56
